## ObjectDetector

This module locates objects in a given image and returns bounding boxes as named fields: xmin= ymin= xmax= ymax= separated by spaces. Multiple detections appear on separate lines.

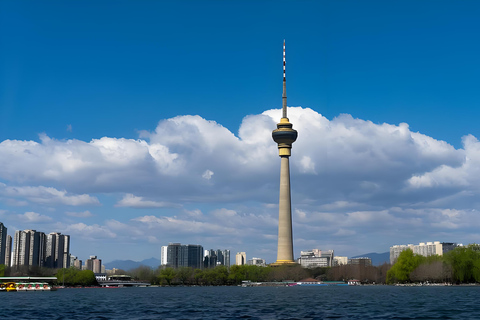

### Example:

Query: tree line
xmin=0 ymin=264 xmax=98 ymax=286
xmin=4 ymin=244 xmax=480 ymax=286
xmin=386 ymin=244 xmax=480 ymax=284
xmin=118 ymin=263 xmax=385 ymax=285
xmin=116 ymin=264 xmax=312 ymax=286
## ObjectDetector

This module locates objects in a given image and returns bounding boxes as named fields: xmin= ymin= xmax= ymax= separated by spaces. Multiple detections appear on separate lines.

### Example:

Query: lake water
xmin=2 ymin=286 xmax=480 ymax=319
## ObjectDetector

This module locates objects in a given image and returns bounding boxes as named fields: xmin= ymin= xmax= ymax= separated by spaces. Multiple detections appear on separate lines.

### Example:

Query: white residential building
xmin=236 ymin=252 xmax=246 ymax=265
xmin=389 ymin=241 xmax=460 ymax=264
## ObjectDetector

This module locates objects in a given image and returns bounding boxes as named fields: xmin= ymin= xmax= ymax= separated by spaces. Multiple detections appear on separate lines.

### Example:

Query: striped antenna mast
xmin=282 ymin=40 xmax=287 ymax=118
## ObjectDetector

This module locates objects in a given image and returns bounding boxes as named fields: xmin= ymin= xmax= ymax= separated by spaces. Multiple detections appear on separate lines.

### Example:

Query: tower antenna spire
xmin=282 ymin=40 xmax=287 ymax=118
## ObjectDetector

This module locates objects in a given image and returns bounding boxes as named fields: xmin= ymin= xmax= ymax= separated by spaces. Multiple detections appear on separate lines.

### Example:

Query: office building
xmin=247 ymin=257 xmax=266 ymax=267
xmin=348 ymin=257 xmax=372 ymax=266
xmin=298 ymin=249 xmax=334 ymax=268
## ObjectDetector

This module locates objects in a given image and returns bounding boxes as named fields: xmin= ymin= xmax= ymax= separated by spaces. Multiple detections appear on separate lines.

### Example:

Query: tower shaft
xmin=276 ymin=156 xmax=294 ymax=262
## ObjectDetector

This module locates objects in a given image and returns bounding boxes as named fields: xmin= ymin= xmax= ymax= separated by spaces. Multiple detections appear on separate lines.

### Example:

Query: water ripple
xmin=2 ymin=286 xmax=480 ymax=319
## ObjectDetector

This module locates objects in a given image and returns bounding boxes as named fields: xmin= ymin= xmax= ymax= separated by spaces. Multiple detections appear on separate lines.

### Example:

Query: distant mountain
xmin=104 ymin=257 xmax=161 ymax=271
xmin=351 ymin=252 xmax=389 ymax=266
xmin=139 ymin=257 xmax=161 ymax=268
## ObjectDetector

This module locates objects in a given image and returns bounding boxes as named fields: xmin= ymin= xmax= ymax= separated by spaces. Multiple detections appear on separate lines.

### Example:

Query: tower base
xmin=270 ymin=260 xmax=297 ymax=267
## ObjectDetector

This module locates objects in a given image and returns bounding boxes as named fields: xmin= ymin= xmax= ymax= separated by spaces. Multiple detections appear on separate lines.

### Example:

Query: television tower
xmin=271 ymin=40 xmax=298 ymax=265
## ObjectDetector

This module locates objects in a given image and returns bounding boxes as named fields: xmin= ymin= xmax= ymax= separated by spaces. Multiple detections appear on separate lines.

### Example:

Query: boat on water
xmin=0 ymin=282 xmax=53 ymax=292
xmin=0 ymin=282 xmax=17 ymax=292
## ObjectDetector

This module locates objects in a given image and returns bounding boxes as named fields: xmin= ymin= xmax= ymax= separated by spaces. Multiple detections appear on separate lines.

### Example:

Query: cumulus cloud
xmin=1 ymin=107 xmax=480 ymax=260
xmin=0 ymin=108 xmax=466 ymax=208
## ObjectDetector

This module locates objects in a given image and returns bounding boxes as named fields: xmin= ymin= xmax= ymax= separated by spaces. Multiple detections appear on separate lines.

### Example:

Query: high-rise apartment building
xmin=166 ymin=243 xmax=182 ymax=268
xmin=160 ymin=246 xmax=168 ymax=266
xmin=204 ymin=249 xmax=231 ymax=268
xmin=219 ymin=249 xmax=230 ymax=268
xmin=5 ymin=235 xmax=12 ymax=267
xmin=12 ymin=229 xmax=70 ymax=268
xmin=204 ymin=249 xmax=217 ymax=269
xmin=70 ymin=254 xmax=82 ymax=270
xmin=12 ymin=229 xmax=45 ymax=267
xmin=62 ymin=235 xmax=70 ymax=268
xmin=0 ymin=222 xmax=7 ymax=265
xmin=85 ymin=255 xmax=102 ymax=273
xmin=164 ymin=243 xmax=204 ymax=269
xmin=235 ymin=252 xmax=246 ymax=265
xmin=45 ymin=232 xmax=70 ymax=269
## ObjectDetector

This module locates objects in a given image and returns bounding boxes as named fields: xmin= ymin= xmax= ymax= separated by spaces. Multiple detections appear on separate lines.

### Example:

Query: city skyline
xmin=2 ymin=1 xmax=480 ymax=263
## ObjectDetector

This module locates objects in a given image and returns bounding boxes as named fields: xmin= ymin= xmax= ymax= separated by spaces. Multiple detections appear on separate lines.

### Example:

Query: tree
xmin=193 ymin=269 xmax=204 ymax=285
xmin=268 ymin=264 xmax=308 ymax=282
xmin=129 ymin=265 xmax=155 ymax=283
xmin=158 ymin=268 xmax=175 ymax=285
xmin=55 ymin=268 xmax=97 ymax=286
xmin=176 ymin=267 xmax=194 ymax=285
xmin=410 ymin=260 xmax=451 ymax=283
xmin=386 ymin=249 xmax=424 ymax=283
xmin=444 ymin=245 xmax=480 ymax=283
xmin=75 ymin=270 xmax=97 ymax=286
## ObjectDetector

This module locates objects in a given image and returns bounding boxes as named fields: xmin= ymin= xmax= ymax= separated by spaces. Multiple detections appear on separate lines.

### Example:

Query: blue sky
xmin=1 ymin=1 xmax=480 ymax=264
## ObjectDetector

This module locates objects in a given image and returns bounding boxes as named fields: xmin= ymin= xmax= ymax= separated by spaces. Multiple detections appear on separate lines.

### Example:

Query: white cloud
xmin=63 ymin=222 xmax=117 ymax=239
xmin=202 ymin=169 xmax=214 ymax=180
xmin=0 ymin=184 xmax=100 ymax=206
xmin=17 ymin=211 xmax=52 ymax=223
xmin=1 ymin=108 xmax=465 ymax=208
xmin=2 ymin=108 xmax=480 ymax=260
xmin=65 ymin=210 xmax=94 ymax=218
xmin=333 ymin=228 xmax=356 ymax=236
xmin=115 ymin=194 xmax=173 ymax=208
xmin=185 ymin=209 xmax=203 ymax=218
